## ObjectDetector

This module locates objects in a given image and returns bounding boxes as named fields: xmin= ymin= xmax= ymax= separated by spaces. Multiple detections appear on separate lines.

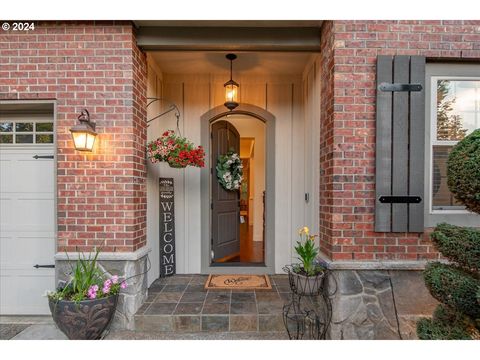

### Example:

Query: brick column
xmin=0 ymin=21 xmax=147 ymax=253
xmin=0 ymin=21 xmax=148 ymax=328
xmin=318 ymin=20 xmax=480 ymax=262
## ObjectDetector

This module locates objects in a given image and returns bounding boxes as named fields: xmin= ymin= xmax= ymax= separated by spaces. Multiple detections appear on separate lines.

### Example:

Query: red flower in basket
xmin=147 ymin=130 xmax=205 ymax=168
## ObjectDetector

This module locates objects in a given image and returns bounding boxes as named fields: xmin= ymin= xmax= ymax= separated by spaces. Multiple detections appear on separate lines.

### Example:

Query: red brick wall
xmin=319 ymin=21 xmax=337 ymax=258
xmin=319 ymin=20 xmax=480 ymax=261
xmin=0 ymin=21 xmax=147 ymax=253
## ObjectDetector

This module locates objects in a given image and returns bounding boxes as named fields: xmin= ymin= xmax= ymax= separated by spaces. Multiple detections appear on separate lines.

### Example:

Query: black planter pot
xmin=48 ymin=294 xmax=118 ymax=340
xmin=283 ymin=265 xmax=326 ymax=296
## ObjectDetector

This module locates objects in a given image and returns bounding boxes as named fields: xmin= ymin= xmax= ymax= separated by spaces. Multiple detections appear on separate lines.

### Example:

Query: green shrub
xmin=418 ymin=129 xmax=480 ymax=340
xmin=447 ymin=129 xmax=480 ymax=214
xmin=416 ymin=319 xmax=472 ymax=340
xmin=424 ymin=262 xmax=480 ymax=319
xmin=417 ymin=304 xmax=472 ymax=340
xmin=431 ymin=223 xmax=480 ymax=271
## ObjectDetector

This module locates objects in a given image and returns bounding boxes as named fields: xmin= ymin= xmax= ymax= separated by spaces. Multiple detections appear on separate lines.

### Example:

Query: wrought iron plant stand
xmin=282 ymin=265 xmax=333 ymax=340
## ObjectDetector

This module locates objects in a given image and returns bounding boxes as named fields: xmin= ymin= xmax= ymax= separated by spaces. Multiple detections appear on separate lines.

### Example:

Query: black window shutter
xmin=375 ymin=55 xmax=426 ymax=233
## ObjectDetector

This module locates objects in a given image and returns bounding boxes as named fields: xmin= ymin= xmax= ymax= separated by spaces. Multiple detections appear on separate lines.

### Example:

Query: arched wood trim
xmin=200 ymin=103 xmax=276 ymax=125
xmin=200 ymin=103 xmax=276 ymax=274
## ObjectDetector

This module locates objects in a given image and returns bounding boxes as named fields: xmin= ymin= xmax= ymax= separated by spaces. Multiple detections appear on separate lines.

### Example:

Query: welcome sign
xmin=159 ymin=178 xmax=176 ymax=277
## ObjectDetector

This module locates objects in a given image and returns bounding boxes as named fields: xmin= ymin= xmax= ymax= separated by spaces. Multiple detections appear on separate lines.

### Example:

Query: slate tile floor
xmin=134 ymin=274 xmax=291 ymax=334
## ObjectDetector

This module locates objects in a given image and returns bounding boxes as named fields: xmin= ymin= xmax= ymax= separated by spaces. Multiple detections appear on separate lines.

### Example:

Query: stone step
xmin=134 ymin=274 xmax=293 ymax=334
xmin=134 ymin=314 xmax=285 ymax=333
xmin=107 ymin=330 xmax=288 ymax=340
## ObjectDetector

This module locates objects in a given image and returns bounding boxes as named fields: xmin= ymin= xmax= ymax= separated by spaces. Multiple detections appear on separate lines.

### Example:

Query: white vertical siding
xmin=302 ymin=56 xmax=321 ymax=243
xmin=291 ymin=80 xmax=306 ymax=267
xmin=147 ymin=64 xmax=320 ymax=275
xmin=183 ymin=79 xmax=210 ymax=273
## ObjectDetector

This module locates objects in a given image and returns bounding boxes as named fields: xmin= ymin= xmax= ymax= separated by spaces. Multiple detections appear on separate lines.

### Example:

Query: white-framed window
xmin=425 ymin=63 xmax=480 ymax=227
xmin=0 ymin=118 xmax=54 ymax=145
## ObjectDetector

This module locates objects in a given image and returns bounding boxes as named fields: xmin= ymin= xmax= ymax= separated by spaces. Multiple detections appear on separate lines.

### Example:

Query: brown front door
xmin=211 ymin=120 xmax=240 ymax=262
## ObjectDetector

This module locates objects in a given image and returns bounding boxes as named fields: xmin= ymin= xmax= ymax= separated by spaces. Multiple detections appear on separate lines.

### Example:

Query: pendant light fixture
xmin=224 ymin=53 xmax=239 ymax=111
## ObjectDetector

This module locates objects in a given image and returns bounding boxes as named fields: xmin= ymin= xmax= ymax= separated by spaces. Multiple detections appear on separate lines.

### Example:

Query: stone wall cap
xmin=55 ymin=246 xmax=151 ymax=261
xmin=318 ymin=252 xmax=447 ymax=270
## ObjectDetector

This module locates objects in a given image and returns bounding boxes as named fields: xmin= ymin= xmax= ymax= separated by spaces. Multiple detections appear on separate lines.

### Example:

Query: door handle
xmin=33 ymin=264 xmax=55 ymax=269
xmin=33 ymin=155 xmax=54 ymax=159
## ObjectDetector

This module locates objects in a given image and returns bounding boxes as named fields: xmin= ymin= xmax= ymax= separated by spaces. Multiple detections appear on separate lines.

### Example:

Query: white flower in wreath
xmin=216 ymin=151 xmax=243 ymax=191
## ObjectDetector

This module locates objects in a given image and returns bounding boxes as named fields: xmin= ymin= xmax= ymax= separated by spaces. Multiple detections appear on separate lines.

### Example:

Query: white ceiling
xmin=149 ymin=51 xmax=314 ymax=75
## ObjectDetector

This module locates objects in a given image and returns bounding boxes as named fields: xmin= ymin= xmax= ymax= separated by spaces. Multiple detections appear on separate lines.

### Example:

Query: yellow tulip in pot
xmin=284 ymin=227 xmax=326 ymax=296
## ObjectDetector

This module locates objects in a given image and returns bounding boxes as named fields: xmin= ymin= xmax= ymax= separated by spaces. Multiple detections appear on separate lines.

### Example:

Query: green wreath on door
xmin=216 ymin=149 xmax=244 ymax=191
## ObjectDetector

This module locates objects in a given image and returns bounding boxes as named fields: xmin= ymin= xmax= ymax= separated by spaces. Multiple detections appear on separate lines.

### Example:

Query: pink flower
xmin=120 ymin=281 xmax=127 ymax=289
xmin=87 ymin=285 xmax=98 ymax=299
xmin=102 ymin=279 xmax=112 ymax=294
xmin=111 ymin=275 xmax=119 ymax=284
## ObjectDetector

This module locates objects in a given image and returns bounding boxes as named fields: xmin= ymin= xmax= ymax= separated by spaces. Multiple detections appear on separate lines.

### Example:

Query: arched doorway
xmin=200 ymin=104 xmax=275 ymax=274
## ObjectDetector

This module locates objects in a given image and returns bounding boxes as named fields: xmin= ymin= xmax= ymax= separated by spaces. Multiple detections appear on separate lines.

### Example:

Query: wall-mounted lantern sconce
xmin=224 ymin=53 xmax=239 ymax=111
xmin=70 ymin=109 xmax=97 ymax=152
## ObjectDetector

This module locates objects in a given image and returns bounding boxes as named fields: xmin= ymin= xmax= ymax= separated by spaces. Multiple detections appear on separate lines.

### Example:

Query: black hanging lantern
xmin=224 ymin=53 xmax=239 ymax=111
xmin=70 ymin=109 xmax=97 ymax=152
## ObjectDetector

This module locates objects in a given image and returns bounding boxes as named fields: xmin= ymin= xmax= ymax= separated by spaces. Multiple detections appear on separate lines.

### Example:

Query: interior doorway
xmin=210 ymin=114 xmax=266 ymax=265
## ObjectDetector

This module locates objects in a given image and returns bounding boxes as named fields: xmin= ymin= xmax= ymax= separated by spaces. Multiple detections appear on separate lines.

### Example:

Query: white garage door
xmin=0 ymin=118 xmax=55 ymax=314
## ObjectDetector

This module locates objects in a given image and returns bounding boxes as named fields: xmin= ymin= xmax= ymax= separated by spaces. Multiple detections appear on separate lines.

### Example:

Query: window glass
xmin=432 ymin=145 xmax=464 ymax=210
xmin=0 ymin=134 xmax=13 ymax=143
xmin=15 ymin=122 xmax=34 ymax=132
xmin=433 ymin=79 xmax=480 ymax=210
xmin=0 ymin=120 xmax=54 ymax=145
xmin=36 ymin=122 xmax=53 ymax=132
xmin=15 ymin=134 xmax=34 ymax=143
xmin=36 ymin=134 xmax=54 ymax=143
xmin=0 ymin=122 xmax=13 ymax=132
xmin=436 ymin=80 xmax=480 ymax=141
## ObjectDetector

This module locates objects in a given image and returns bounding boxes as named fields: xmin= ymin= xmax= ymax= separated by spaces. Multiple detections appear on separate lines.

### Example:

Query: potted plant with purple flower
xmin=47 ymin=248 xmax=127 ymax=340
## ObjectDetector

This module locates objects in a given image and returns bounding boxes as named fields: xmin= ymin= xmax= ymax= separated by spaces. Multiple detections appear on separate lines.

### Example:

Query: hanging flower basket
xmin=147 ymin=130 xmax=205 ymax=168
xmin=167 ymin=161 xmax=187 ymax=169
xmin=216 ymin=150 xmax=243 ymax=191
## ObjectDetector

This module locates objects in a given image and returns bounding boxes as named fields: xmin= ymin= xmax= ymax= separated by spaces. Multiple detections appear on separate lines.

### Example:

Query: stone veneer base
xmin=326 ymin=270 xmax=438 ymax=339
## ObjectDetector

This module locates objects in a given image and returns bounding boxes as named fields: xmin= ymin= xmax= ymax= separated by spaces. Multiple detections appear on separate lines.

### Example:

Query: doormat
xmin=205 ymin=274 xmax=272 ymax=290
